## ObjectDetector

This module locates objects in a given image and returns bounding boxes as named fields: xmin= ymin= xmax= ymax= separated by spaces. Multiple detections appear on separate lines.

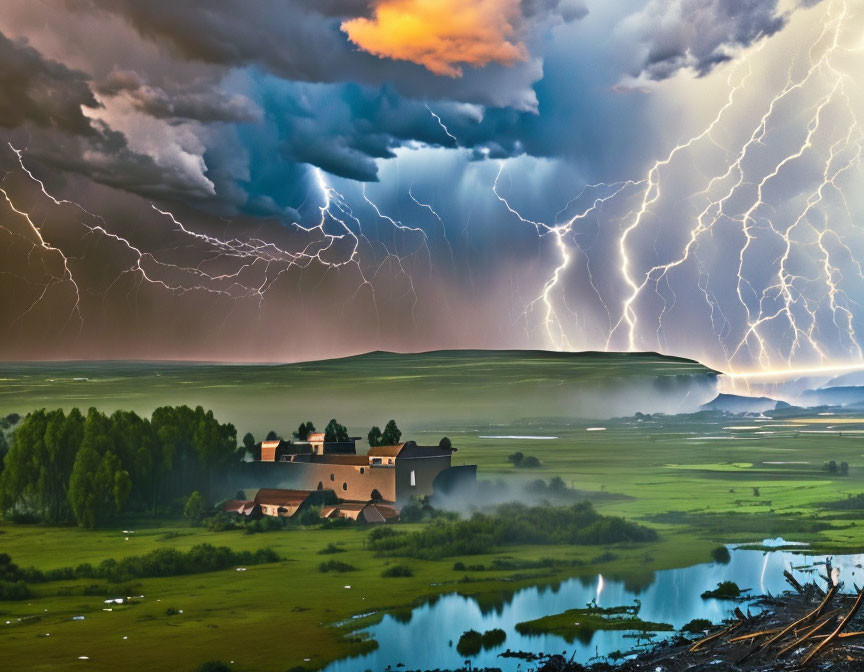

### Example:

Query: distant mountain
xmin=799 ymin=386 xmax=864 ymax=408
xmin=701 ymin=393 xmax=782 ymax=414
xmin=0 ymin=349 xmax=719 ymax=426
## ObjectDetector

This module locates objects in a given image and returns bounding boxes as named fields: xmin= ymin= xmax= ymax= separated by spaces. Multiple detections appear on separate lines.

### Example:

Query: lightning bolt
xmin=425 ymin=103 xmax=458 ymax=146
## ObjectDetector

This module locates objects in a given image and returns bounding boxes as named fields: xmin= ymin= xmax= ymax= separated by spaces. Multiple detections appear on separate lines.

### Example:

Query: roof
xmin=308 ymin=432 xmax=325 ymax=442
xmin=222 ymin=499 xmax=249 ymax=513
xmin=260 ymin=440 xmax=282 ymax=449
xmin=368 ymin=442 xmax=408 ymax=458
xmin=368 ymin=441 xmax=455 ymax=459
xmin=254 ymin=488 xmax=314 ymax=506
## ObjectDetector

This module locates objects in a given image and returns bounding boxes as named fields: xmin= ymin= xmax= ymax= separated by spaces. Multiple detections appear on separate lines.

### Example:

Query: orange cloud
xmin=341 ymin=0 xmax=529 ymax=77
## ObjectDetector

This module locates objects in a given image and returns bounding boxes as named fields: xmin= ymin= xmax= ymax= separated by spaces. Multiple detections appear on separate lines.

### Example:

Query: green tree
xmin=0 ymin=408 xmax=84 ymax=523
xmin=265 ymin=430 xmax=279 ymax=441
xmin=113 ymin=469 xmax=132 ymax=513
xmin=297 ymin=421 xmax=316 ymax=441
xmin=439 ymin=437 xmax=452 ymax=451
xmin=367 ymin=426 xmax=383 ymax=448
xmin=68 ymin=409 xmax=121 ymax=528
xmin=242 ymin=432 xmax=255 ymax=452
xmin=507 ymin=451 xmax=524 ymax=468
xmin=184 ymin=490 xmax=205 ymax=523
xmin=381 ymin=420 xmax=402 ymax=446
xmin=324 ymin=419 xmax=349 ymax=443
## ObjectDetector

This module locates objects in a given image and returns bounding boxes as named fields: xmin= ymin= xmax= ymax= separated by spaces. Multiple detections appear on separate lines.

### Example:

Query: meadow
xmin=2 ymin=351 xmax=864 ymax=671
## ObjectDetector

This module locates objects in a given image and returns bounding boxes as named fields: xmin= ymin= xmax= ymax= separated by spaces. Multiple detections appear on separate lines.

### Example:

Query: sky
xmin=0 ymin=0 xmax=862 ymax=372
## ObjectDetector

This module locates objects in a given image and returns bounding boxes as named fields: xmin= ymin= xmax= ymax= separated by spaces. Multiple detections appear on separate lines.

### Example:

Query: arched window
xmin=316 ymin=481 xmax=323 ymax=491
xmin=360 ymin=467 xmax=365 ymax=474
xmin=330 ymin=473 xmax=335 ymax=482
xmin=342 ymin=482 xmax=348 ymax=491
xmin=410 ymin=470 xmax=416 ymax=487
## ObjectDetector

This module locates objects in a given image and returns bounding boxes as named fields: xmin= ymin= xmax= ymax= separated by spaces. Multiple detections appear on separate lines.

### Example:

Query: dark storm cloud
xmin=21 ymin=122 xmax=216 ymax=200
xmin=624 ymin=0 xmax=807 ymax=81
xmin=0 ymin=30 xmax=100 ymax=136
xmin=81 ymin=0 xmax=579 ymax=112
xmin=94 ymin=70 xmax=261 ymax=124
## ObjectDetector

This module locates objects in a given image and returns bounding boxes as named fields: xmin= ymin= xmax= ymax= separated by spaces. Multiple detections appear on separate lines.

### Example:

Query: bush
xmin=682 ymin=618 xmax=713 ymax=634
xmin=367 ymin=502 xmax=657 ymax=560
xmin=711 ymin=546 xmax=731 ymax=564
xmin=701 ymin=581 xmax=741 ymax=600
xmin=381 ymin=564 xmax=413 ymax=578
xmin=318 ymin=543 xmax=346 ymax=555
xmin=15 ymin=545 xmax=279 ymax=584
xmin=456 ymin=629 xmax=484 ymax=656
xmin=452 ymin=561 xmax=466 ymax=571
xmin=318 ymin=560 xmax=356 ymax=573
xmin=456 ymin=628 xmax=507 ymax=656
xmin=184 ymin=491 xmax=205 ymax=523
xmin=0 ymin=579 xmax=30 ymax=600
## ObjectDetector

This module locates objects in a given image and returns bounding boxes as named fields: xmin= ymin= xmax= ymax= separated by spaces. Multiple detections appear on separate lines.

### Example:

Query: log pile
xmin=536 ymin=562 xmax=864 ymax=672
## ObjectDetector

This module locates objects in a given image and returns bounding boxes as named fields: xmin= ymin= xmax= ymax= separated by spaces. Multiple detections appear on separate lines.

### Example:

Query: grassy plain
xmin=2 ymin=351 xmax=864 ymax=670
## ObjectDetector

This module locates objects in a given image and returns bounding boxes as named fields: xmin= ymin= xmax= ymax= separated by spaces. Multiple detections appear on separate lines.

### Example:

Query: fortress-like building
xmin=251 ymin=435 xmax=476 ymax=505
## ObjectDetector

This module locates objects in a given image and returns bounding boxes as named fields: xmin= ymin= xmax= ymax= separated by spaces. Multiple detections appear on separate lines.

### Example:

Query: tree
xmin=297 ymin=421 xmax=316 ymax=441
xmin=381 ymin=420 xmax=402 ymax=446
xmin=507 ymin=452 xmax=525 ymax=468
xmin=439 ymin=437 xmax=452 ymax=451
xmin=265 ymin=430 xmax=279 ymax=441
xmin=324 ymin=419 xmax=349 ymax=443
xmin=367 ymin=426 xmax=383 ymax=448
xmin=184 ymin=491 xmax=205 ymax=523
xmin=841 ymin=461 xmax=850 ymax=476
xmin=242 ymin=432 xmax=255 ymax=452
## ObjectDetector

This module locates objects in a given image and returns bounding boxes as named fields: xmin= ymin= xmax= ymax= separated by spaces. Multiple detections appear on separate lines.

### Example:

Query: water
xmin=323 ymin=546 xmax=864 ymax=671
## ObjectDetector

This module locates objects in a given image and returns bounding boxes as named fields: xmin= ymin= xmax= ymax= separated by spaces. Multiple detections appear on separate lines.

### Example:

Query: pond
xmin=323 ymin=545 xmax=864 ymax=672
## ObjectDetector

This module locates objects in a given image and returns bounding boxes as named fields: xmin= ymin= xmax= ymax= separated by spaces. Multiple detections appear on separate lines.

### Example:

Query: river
xmin=323 ymin=544 xmax=864 ymax=671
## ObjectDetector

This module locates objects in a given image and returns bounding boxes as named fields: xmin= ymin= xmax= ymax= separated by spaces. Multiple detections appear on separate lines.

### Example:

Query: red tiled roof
xmin=254 ymin=488 xmax=313 ymax=506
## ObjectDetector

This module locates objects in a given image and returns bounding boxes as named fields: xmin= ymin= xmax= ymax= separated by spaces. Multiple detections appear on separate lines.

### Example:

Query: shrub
xmin=701 ymin=581 xmax=741 ymax=600
xmin=318 ymin=543 xmax=346 ymax=555
xmin=452 ymin=561 xmax=466 ymax=571
xmin=318 ymin=560 xmax=356 ymax=573
xmin=456 ymin=628 xmax=506 ymax=656
xmin=456 ymin=629 xmax=483 ymax=656
xmin=367 ymin=502 xmax=657 ymax=560
xmin=0 ymin=579 xmax=30 ymax=600
xmin=682 ymin=618 xmax=713 ymax=634
xmin=381 ymin=564 xmax=413 ymax=578
xmin=184 ymin=491 xmax=205 ymax=523
xmin=711 ymin=546 xmax=731 ymax=564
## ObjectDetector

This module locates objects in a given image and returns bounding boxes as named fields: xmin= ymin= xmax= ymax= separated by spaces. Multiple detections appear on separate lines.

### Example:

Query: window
xmin=316 ymin=481 xmax=323 ymax=491
xmin=410 ymin=470 xmax=416 ymax=487
xmin=330 ymin=473 xmax=335 ymax=482
xmin=360 ymin=467 xmax=365 ymax=474
xmin=372 ymin=458 xmax=382 ymax=465
xmin=342 ymin=483 xmax=348 ymax=491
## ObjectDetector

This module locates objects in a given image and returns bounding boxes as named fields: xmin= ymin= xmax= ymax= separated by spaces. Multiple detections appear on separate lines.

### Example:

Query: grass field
xmin=3 ymin=351 xmax=864 ymax=671
xmin=0 ymin=350 xmax=717 ymax=433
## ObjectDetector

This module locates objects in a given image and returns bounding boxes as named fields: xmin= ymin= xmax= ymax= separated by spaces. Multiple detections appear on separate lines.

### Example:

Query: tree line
xmin=240 ymin=418 xmax=403 ymax=460
xmin=0 ymin=406 xmax=237 ymax=527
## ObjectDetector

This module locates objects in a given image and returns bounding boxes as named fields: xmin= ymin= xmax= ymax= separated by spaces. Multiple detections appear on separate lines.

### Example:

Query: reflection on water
xmin=323 ymin=547 xmax=864 ymax=672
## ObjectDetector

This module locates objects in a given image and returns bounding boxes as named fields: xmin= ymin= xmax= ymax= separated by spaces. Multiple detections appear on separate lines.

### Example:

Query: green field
xmin=0 ymin=350 xmax=718 ymax=433
xmin=3 ymin=351 xmax=864 ymax=671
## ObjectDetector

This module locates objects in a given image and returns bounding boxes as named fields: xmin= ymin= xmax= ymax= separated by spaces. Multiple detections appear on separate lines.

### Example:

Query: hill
xmin=0 ymin=350 xmax=718 ymax=435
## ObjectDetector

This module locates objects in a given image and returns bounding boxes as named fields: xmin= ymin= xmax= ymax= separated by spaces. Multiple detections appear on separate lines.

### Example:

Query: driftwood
xmin=532 ymin=565 xmax=864 ymax=672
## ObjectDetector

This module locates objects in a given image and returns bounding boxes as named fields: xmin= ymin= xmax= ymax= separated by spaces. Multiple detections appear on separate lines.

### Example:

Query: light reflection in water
xmin=322 ymin=548 xmax=864 ymax=672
